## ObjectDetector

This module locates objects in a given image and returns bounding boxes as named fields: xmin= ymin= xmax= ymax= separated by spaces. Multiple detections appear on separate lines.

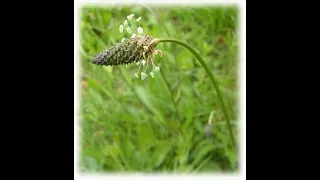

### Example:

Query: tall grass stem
xmin=153 ymin=38 xmax=236 ymax=148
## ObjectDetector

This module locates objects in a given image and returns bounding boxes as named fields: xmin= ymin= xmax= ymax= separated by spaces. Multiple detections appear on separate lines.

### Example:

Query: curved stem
xmin=153 ymin=37 xmax=236 ymax=148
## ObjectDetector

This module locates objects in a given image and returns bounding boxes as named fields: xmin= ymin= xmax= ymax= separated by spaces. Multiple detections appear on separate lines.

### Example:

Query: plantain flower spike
xmin=92 ymin=14 xmax=162 ymax=80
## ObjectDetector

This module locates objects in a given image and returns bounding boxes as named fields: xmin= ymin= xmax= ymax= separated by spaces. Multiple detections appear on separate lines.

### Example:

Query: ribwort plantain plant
xmin=91 ymin=14 xmax=236 ymax=149
xmin=92 ymin=14 xmax=162 ymax=80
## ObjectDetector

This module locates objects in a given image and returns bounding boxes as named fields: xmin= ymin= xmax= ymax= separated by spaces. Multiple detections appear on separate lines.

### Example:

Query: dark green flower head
xmin=92 ymin=35 xmax=156 ymax=66
xmin=91 ymin=14 xmax=162 ymax=80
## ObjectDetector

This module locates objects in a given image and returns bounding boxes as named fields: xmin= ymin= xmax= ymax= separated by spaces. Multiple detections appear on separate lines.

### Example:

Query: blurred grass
xmin=79 ymin=4 xmax=239 ymax=173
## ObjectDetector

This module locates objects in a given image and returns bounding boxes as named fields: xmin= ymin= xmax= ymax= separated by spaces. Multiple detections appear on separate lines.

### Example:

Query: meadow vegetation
xmin=79 ymin=4 xmax=239 ymax=173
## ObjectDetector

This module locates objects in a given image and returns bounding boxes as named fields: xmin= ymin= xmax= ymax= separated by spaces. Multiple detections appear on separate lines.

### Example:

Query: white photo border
xmin=74 ymin=0 xmax=246 ymax=179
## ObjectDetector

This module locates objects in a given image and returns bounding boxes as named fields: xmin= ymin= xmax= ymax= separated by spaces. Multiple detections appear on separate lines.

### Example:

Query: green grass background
xmin=79 ymin=4 xmax=239 ymax=173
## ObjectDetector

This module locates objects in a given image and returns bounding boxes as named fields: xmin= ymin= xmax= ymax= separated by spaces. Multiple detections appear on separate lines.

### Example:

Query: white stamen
xmin=124 ymin=20 xmax=128 ymax=26
xmin=127 ymin=14 xmax=134 ymax=20
xmin=141 ymin=60 xmax=146 ymax=66
xmin=137 ymin=27 xmax=143 ymax=34
xmin=155 ymin=66 xmax=160 ymax=72
xmin=134 ymin=73 xmax=139 ymax=78
xmin=127 ymin=27 xmax=132 ymax=33
xmin=141 ymin=72 xmax=147 ymax=80
xmin=136 ymin=17 xmax=141 ymax=22
xmin=150 ymin=72 xmax=154 ymax=78
xmin=121 ymin=38 xmax=126 ymax=43
xmin=119 ymin=25 xmax=124 ymax=33
xmin=131 ymin=34 xmax=136 ymax=38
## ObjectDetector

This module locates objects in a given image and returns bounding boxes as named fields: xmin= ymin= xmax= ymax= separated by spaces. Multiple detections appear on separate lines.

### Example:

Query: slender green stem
xmin=153 ymin=38 xmax=236 ymax=148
